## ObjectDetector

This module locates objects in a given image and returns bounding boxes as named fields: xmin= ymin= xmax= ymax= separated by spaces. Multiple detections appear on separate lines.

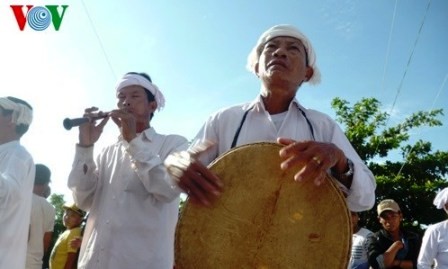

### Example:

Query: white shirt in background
xmin=348 ymin=227 xmax=373 ymax=269
xmin=26 ymin=194 xmax=56 ymax=269
xmin=418 ymin=220 xmax=448 ymax=269
xmin=0 ymin=141 xmax=35 ymax=269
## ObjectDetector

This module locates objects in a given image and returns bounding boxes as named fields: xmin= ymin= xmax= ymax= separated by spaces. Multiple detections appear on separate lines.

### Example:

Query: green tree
xmin=44 ymin=193 xmax=66 ymax=268
xmin=331 ymin=97 xmax=448 ymax=233
xmin=49 ymin=193 xmax=66 ymax=241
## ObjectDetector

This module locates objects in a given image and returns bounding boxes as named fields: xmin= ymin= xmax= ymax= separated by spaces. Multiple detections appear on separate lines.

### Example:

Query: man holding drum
xmin=67 ymin=72 xmax=188 ymax=269
xmin=166 ymin=24 xmax=376 ymax=212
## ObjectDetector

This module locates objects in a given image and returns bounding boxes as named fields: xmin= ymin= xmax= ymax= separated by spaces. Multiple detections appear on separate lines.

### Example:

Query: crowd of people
xmin=348 ymin=195 xmax=448 ymax=269
xmin=1 ymin=23 xmax=446 ymax=269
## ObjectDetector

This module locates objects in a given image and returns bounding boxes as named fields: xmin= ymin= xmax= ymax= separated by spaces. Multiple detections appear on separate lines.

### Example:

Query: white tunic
xmin=418 ymin=220 xmax=448 ymax=269
xmin=348 ymin=227 xmax=373 ymax=269
xmin=26 ymin=194 xmax=56 ymax=269
xmin=192 ymin=96 xmax=376 ymax=211
xmin=0 ymin=141 xmax=35 ymax=269
xmin=68 ymin=128 xmax=188 ymax=269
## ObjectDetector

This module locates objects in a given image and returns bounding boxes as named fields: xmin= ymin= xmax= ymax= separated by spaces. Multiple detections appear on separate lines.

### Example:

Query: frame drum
xmin=175 ymin=142 xmax=351 ymax=268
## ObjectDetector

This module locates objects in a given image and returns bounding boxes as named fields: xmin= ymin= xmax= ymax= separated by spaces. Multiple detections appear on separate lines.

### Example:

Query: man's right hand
xmin=78 ymin=107 xmax=109 ymax=147
xmin=165 ymin=144 xmax=223 ymax=207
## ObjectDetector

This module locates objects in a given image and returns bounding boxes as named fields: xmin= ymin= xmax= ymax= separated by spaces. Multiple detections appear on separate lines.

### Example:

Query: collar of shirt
xmin=117 ymin=127 xmax=156 ymax=146
xmin=249 ymin=95 xmax=307 ymax=114
xmin=0 ymin=140 xmax=19 ymax=151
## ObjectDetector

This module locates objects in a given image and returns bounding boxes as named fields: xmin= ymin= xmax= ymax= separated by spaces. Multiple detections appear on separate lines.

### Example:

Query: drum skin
xmin=175 ymin=142 xmax=351 ymax=269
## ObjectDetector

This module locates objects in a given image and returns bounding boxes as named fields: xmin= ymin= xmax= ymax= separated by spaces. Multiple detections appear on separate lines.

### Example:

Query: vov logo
xmin=10 ymin=5 xmax=69 ymax=31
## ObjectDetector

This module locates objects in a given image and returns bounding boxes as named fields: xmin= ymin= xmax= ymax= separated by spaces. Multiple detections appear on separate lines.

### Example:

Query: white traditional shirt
xmin=0 ymin=140 xmax=35 ymax=269
xmin=68 ymin=128 xmax=188 ymax=269
xmin=418 ymin=220 xmax=448 ymax=269
xmin=348 ymin=227 xmax=373 ymax=269
xmin=192 ymin=96 xmax=376 ymax=211
xmin=26 ymin=194 xmax=56 ymax=269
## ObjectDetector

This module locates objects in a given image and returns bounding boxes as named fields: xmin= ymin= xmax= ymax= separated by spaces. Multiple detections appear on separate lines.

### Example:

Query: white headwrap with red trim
xmin=246 ymin=24 xmax=321 ymax=85
xmin=0 ymin=97 xmax=33 ymax=125
xmin=115 ymin=74 xmax=165 ymax=110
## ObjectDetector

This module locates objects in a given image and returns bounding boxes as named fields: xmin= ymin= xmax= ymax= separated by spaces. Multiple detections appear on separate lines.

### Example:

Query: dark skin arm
xmin=383 ymin=241 xmax=413 ymax=269
xmin=396 ymin=260 xmax=413 ymax=269
xmin=43 ymin=231 xmax=52 ymax=254
xmin=69 ymin=237 xmax=82 ymax=249
xmin=383 ymin=240 xmax=403 ymax=268
xmin=64 ymin=252 xmax=78 ymax=269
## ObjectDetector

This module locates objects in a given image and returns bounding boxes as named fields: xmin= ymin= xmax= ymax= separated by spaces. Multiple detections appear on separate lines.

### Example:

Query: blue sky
xmin=1 ymin=0 xmax=447 ymax=200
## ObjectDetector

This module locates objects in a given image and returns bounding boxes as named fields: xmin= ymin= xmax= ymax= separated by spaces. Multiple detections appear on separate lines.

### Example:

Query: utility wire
xmin=380 ymin=0 xmax=398 ymax=95
xmin=389 ymin=0 xmax=431 ymax=116
xmin=391 ymin=0 xmax=431 ymax=177
xmin=373 ymin=0 xmax=432 ymax=159
xmin=373 ymin=0 xmax=398 ymax=156
xmin=396 ymin=72 xmax=447 ymax=176
xmin=80 ymin=0 xmax=116 ymax=79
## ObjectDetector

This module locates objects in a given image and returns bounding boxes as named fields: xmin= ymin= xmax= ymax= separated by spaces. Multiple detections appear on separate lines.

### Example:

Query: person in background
xmin=165 ymin=24 xmax=376 ymax=212
xmin=42 ymin=183 xmax=53 ymax=269
xmin=368 ymin=199 xmax=421 ymax=269
xmin=69 ymin=213 xmax=88 ymax=267
xmin=26 ymin=163 xmax=56 ymax=269
xmin=0 ymin=96 xmax=35 ymax=269
xmin=348 ymin=211 xmax=373 ymax=269
xmin=417 ymin=187 xmax=448 ymax=268
xmin=49 ymin=203 xmax=85 ymax=269
xmin=68 ymin=72 xmax=188 ymax=269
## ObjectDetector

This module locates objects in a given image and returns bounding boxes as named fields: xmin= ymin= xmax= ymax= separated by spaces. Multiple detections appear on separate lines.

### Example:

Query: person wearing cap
xmin=368 ymin=199 xmax=421 ymax=269
xmin=0 ymin=96 xmax=35 ymax=269
xmin=67 ymin=72 xmax=188 ymax=269
xmin=165 ymin=24 xmax=375 ymax=212
xmin=49 ymin=203 xmax=86 ymax=269
xmin=417 ymin=188 xmax=448 ymax=268
xmin=26 ymin=163 xmax=56 ymax=269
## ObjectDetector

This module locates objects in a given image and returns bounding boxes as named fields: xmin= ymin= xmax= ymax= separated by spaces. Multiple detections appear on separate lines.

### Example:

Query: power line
xmin=391 ymin=0 xmax=432 ymax=177
xmin=389 ymin=0 xmax=432 ymax=114
xmin=396 ymin=72 xmax=447 ymax=176
xmin=80 ymin=0 xmax=116 ymax=80
xmin=430 ymin=73 xmax=448 ymax=109
xmin=373 ymin=0 xmax=432 ymax=157
xmin=380 ymin=0 xmax=398 ymax=94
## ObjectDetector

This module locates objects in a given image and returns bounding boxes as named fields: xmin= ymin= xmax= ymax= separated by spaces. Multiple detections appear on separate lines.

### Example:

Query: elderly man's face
xmin=256 ymin=36 xmax=312 ymax=90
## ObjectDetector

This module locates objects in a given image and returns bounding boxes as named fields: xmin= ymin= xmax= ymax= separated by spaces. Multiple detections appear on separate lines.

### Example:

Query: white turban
xmin=115 ymin=74 xmax=165 ymax=111
xmin=0 ymin=97 xmax=33 ymax=125
xmin=246 ymin=24 xmax=321 ymax=85
xmin=433 ymin=187 xmax=448 ymax=210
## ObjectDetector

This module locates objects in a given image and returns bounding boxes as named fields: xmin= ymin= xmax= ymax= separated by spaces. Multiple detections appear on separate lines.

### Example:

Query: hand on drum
xmin=165 ymin=141 xmax=223 ymax=207
xmin=277 ymin=137 xmax=347 ymax=186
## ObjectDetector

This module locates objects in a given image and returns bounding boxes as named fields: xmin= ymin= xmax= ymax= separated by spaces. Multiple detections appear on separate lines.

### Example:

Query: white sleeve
xmin=44 ymin=202 xmax=56 ymax=232
xmin=417 ymin=224 xmax=438 ymax=269
xmin=126 ymin=135 xmax=188 ymax=202
xmin=67 ymin=145 xmax=98 ymax=211
xmin=328 ymin=123 xmax=376 ymax=212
